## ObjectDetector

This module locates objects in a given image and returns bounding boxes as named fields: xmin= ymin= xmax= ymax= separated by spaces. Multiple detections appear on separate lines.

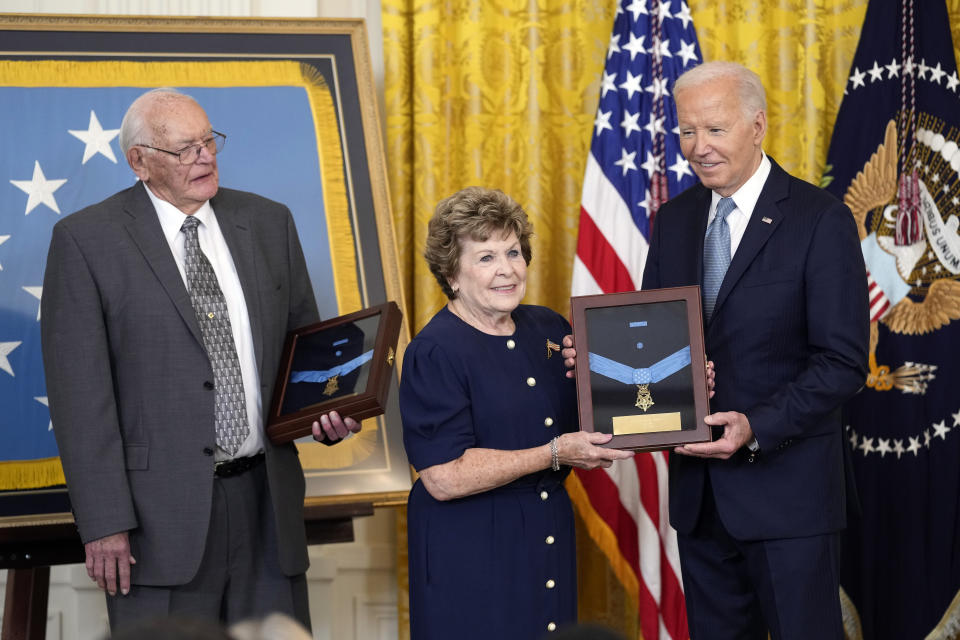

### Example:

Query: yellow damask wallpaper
xmin=383 ymin=0 xmax=616 ymax=332
xmin=690 ymin=0 xmax=867 ymax=183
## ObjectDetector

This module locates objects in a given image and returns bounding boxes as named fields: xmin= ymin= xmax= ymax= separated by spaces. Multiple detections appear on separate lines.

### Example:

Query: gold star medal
xmin=323 ymin=375 xmax=340 ymax=397
xmin=635 ymin=384 xmax=655 ymax=412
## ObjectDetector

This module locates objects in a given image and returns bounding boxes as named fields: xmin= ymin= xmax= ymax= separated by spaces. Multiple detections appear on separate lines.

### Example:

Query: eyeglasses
xmin=138 ymin=131 xmax=226 ymax=165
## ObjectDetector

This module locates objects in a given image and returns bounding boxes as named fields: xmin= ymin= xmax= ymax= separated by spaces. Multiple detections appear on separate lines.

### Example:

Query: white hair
xmin=674 ymin=61 xmax=767 ymax=119
xmin=118 ymin=87 xmax=197 ymax=154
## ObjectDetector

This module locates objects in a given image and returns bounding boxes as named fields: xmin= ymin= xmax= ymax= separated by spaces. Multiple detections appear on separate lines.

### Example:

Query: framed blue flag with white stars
xmin=0 ymin=15 xmax=411 ymax=521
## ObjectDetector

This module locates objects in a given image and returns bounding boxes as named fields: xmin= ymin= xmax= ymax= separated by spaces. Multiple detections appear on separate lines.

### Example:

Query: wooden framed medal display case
xmin=268 ymin=302 xmax=402 ymax=444
xmin=571 ymin=286 xmax=711 ymax=451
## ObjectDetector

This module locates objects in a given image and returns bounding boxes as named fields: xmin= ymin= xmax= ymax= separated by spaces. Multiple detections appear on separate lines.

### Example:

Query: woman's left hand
xmin=557 ymin=431 xmax=634 ymax=469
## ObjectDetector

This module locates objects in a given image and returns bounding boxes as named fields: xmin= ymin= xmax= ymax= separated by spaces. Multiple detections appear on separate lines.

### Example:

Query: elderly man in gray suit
xmin=41 ymin=88 xmax=359 ymax=631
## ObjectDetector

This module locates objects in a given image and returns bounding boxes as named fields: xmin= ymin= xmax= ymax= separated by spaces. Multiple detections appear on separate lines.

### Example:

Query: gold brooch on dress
xmin=546 ymin=339 xmax=561 ymax=358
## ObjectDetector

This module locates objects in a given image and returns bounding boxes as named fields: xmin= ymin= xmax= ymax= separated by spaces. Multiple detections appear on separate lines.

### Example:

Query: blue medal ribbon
xmin=588 ymin=345 xmax=691 ymax=384
xmin=290 ymin=349 xmax=374 ymax=383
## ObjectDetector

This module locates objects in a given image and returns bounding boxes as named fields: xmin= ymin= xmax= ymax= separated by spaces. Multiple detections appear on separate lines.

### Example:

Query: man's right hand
xmin=85 ymin=531 xmax=136 ymax=596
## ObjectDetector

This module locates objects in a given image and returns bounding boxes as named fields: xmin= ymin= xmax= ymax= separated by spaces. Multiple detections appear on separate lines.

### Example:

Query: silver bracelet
xmin=550 ymin=436 xmax=560 ymax=471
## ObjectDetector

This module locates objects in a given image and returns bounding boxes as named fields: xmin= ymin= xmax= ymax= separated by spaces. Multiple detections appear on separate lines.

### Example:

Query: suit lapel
xmin=122 ymin=182 xmax=204 ymax=347
xmin=712 ymin=160 xmax=790 ymax=319
xmin=214 ymin=192 xmax=265 ymax=373
xmin=690 ymin=186 xmax=711 ymax=285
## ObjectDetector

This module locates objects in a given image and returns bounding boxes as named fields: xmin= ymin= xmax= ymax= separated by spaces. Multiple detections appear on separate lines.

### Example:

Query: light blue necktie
xmin=702 ymin=197 xmax=736 ymax=321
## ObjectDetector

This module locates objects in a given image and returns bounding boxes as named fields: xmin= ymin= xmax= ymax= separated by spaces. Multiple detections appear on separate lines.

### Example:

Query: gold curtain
xmin=691 ymin=1 xmax=866 ymax=182
xmin=383 ymin=0 xmax=960 ymax=637
xmin=382 ymin=0 xmax=616 ymax=330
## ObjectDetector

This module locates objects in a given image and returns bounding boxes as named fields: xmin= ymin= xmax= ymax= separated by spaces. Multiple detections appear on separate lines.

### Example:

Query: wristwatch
xmin=746 ymin=436 xmax=760 ymax=453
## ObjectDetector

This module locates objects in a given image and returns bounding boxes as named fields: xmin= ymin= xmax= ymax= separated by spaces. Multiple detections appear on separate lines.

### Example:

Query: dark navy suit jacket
xmin=642 ymin=159 xmax=869 ymax=541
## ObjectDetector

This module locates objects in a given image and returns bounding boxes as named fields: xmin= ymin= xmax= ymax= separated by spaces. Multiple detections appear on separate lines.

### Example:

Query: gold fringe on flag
xmin=565 ymin=472 xmax=641 ymax=609
xmin=0 ymin=457 xmax=65 ymax=490
xmin=297 ymin=61 xmax=361 ymax=314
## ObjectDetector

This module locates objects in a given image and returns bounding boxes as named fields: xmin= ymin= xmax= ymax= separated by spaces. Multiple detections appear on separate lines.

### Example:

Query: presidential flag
xmin=567 ymin=1 xmax=701 ymax=638
xmin=822 ymin=0 xmax=960 ymax=637
xmin=0 ymin=61 xmax=352 ymax=493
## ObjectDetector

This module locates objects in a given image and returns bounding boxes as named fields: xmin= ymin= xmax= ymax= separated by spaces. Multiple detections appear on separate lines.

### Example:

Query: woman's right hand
xmin=557 ymin=431 xmax=634 ymax=469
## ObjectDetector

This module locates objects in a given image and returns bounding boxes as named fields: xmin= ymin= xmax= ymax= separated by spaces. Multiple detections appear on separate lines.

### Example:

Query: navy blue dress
xmin=400 ymin=305 xmax=578 ymax=640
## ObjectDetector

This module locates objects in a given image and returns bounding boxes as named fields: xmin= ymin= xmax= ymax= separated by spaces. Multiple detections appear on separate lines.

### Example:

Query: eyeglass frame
xmin=136 ymin=130 xmax=227 ymax=165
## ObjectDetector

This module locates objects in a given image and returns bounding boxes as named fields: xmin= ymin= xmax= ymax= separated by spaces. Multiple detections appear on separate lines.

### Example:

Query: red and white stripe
xmin=573 ymin=452 xmax=687 ymax=640
xmin=572 ymin=154 xmax=650 ymax=296
xmin=572 ymin=152 xmax=687 ymax=640
xmin=867 ymin=270 xmax=892 ymax=322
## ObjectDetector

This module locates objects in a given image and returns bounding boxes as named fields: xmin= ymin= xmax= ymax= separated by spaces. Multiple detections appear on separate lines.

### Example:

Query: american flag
xmin=569 ymin=1 xmax=701 ymax=638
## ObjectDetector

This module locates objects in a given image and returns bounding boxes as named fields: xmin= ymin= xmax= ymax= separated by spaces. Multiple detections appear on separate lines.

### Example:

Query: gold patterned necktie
xmin=181 ymin=215 xmax=249 ymax=455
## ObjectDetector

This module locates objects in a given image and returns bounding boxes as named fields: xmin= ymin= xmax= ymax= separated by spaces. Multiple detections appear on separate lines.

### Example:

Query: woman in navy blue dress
xmin=400 ymin=187 xmax=634 ymax=639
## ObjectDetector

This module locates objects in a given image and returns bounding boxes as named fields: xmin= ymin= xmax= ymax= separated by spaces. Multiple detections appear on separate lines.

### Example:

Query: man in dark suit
xmin=41 ymin=88 xmax=359 ymax=631
xmin=642 ymin=62 xmax=869 ymax=638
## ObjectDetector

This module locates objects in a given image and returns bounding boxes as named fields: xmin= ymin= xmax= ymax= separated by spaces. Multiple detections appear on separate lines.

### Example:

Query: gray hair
xmin=424 ymin=187 xmax=534 ymax=300
xmin=674 ymin=61 xmax=767 ymax=119
xmin=119 ymin=87 xmax=196 ymax=154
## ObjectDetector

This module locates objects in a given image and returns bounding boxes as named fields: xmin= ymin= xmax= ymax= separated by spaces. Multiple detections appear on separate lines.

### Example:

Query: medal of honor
xmin=635 ymin=384 xmax=655 ymax=411
xmin=289 ymin=348 xmax=375 ymax=398
xmin=323 ymin=375 xmax=340 ymax=396
xmin=588 ymin=345 xmax=691 ymax=412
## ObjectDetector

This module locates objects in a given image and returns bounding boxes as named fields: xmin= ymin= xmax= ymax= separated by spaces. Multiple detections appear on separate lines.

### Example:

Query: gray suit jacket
xmin=41 ymin=181 xmax=320 ymax=585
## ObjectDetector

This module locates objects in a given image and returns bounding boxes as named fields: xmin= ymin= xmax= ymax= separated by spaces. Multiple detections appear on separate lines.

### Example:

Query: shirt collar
xmin=143 ymin=183 xmax=215 ymax=244
xmin=709 ymin=151 xmax=771 ymax=219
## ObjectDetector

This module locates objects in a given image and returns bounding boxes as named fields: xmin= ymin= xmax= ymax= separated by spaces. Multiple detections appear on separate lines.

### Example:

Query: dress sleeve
xmin=399 ymin=337 xmax=476 ymax=471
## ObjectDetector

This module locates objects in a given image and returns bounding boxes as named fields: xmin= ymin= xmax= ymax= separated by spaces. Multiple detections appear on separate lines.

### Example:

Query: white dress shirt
xmin=706 ymin=152 xmax=772 ymax=258
xmin=146 ymin=187 xmax=264 ymax=460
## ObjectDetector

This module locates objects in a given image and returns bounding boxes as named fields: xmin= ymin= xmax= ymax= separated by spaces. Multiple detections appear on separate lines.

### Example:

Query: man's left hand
xmin=311 ymin=411 xmax=361 ymax=442
xmin=674 ymin=411 xmax=753 ymax=459
xmin=561 ymin=334 xmax=577 ymax=379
